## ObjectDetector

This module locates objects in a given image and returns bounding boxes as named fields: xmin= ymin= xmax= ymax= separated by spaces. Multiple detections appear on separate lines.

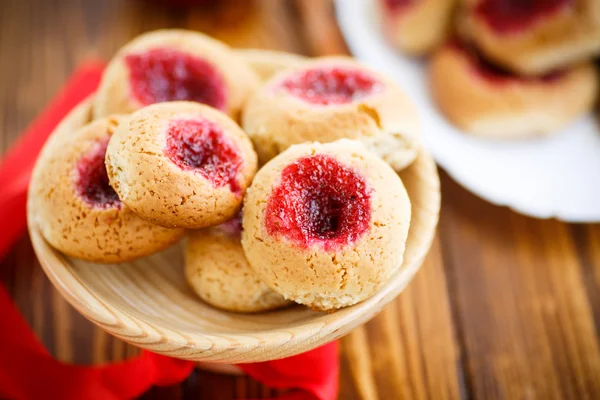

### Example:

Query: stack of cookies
xmin=29 ymin=29 xmax=420 ymax=312
xmin=379 ymin=0 xmax=600 ymax=138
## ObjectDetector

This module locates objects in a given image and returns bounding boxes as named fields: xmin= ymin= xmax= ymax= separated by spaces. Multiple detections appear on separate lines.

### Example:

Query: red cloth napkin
xmin=0 ymin=62 xmax=339 ymax=400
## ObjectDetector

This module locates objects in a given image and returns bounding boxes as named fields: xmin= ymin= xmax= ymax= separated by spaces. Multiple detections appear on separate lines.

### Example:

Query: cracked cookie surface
xmin=29 ymin=116 xmax=184 ymax=263
xmin=242 ymin=56 xmax=421 ymax=170
xmin=105 ymin=101 xmax=257 ymax=229
xmin=94 ymin=29 xmax=260 ymax=121
xmin=241 ymin=140 xmax=411 ymax=311
xmin=185 ymin=211 xmax=291 ymax=313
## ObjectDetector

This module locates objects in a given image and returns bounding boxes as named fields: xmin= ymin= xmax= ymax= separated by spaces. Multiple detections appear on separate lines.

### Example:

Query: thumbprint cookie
xmin=29 ymin=116 xmax=184 ymax=263
xmin=429 ymin=41 xmax=598 ymax=138
xmin=185 ymin=211 xmax=292 ymax=313
xmin=378 ymin=0 xmax=456 ymax=55
xmin=105 ymin=102 xmax=257 ymax=229
xmin=94 ymin=29 xmax=260 ymax=120
xmin=459 ymin=0 xmax=600 ymax=75
xmin=242 ymin=56 xmax=421 ymax=169
xmin=242 ymin=140 xmax=411 ymax=311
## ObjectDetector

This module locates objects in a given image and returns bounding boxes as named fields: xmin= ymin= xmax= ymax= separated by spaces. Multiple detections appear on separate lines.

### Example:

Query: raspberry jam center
xmin=453 ymin=41 xmax=563 ymax=84
xmin=475 ymin=0 xmax=574 ymax=34
xmin=383 ymin=0 xmax=415 ymax=12
xmin=125 ymin=48 xmax=227 ymax=110
xmin=280 ymin=67 xmax=382 ymax=105
xmin=164 ymin=118 xmax=243 ymax=194
xmin=265 ymin=154 xmax=371 ymax=250
xmin=75 ymin=137 xmax=121 ymax=209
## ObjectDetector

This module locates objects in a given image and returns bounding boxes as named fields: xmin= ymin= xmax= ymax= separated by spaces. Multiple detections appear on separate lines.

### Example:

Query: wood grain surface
xmin=1 ymin=0 xmax=600 ymax=398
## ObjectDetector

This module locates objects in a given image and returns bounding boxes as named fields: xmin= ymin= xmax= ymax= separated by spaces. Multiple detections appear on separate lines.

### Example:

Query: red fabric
xmin=239 ymin=343 xmax=339 ymax=400
xmin=0 ymin=62 xmax=339 ymax=400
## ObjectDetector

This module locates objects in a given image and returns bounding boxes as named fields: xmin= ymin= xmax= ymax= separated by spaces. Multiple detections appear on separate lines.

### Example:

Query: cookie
xmin=235 ymin=49 xmax=307 ymax=81
xmin=185 ymin=211 xmax=292 ymax=313
xmin=378 ymin=0 xmax=455 ymax=55
xmin=242 ymin=140 xmax=411 ymax=311
xmin=242 ymin=56 xmax=421 ymax=169
xmin=429 ymin=41 xmax=598 ymax=138
xmin=459 ymin=0 xmax=600 ymax=75
xmin=94 ymin=29 xmax=260 ymax=120
xmin=28 ymin=116 xmax=184 ymax=263
xmin=106 ymin=101 xmax=257 ymax=229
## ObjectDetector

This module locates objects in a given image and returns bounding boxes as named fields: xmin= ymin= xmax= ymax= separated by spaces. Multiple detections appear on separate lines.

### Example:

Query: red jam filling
xmin=125 ymin=48 xmax=227 ymax=110
xmin=451 ymin=41 xmax=564 ymax=84
xmin=218 ymin=209 xmax=243 ymax=238
xmin=265 ymin=154 xmax=371 ymax=251
xmin=164 ymin=118 xmax=243 ymax=194
xmin=280 ymin=67 xmax=382 ymax=105
xmin=75 ymin=137 xmax=121 ymax=209
xmin=383 ymin=0 xmax=415 ymax=12
xmin=474 ymin=0 xmax=574 ymax=34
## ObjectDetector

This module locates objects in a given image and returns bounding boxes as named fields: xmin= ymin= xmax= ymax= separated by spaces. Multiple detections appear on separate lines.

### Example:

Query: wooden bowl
xmin=28 ymin=99 xmax=441 ymax=363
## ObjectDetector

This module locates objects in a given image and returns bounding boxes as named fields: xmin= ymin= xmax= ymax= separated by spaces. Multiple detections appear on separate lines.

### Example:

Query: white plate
xmin=335 ymin=0 xmax=600 ymax=222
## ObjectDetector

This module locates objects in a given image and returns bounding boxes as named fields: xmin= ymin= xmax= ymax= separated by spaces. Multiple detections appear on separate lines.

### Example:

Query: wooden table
xmin=2 ymin=0 xmax=600 ymax=398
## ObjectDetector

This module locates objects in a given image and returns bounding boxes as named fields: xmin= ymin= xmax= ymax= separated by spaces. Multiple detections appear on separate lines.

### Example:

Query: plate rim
xmin=334 ymin=0 xmax=600 ymax=223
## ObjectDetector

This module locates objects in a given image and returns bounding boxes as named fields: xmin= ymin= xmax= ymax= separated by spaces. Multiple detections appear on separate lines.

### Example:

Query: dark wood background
xmin=1 ymin=0 xmax=600 ymax=398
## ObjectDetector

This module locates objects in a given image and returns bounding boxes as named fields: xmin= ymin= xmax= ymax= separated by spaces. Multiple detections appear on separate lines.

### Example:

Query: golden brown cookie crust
xmin=94 ymin=29 xmax=260 ymax=120
xmin=378 ymin=0 xmax=456 ymax=56
xmin=460 ymin=0 xmax=600 ymax=75
xmin=429 ymin=44 xmax=598 ymax=138
xmin=29 ymin=116 xmax=184 ymax=263
xmin=235 ymin=49 xmax=308 ymax=81
xmin=241 ymin=140 xmax=411 ymax=311
xmin=105 ymin=102 xmax=257 ymax=229
xmin=242 ymin=56 xmax=421 ymax=170
xmin=185 ymin=227 xmax=291 ymax=313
